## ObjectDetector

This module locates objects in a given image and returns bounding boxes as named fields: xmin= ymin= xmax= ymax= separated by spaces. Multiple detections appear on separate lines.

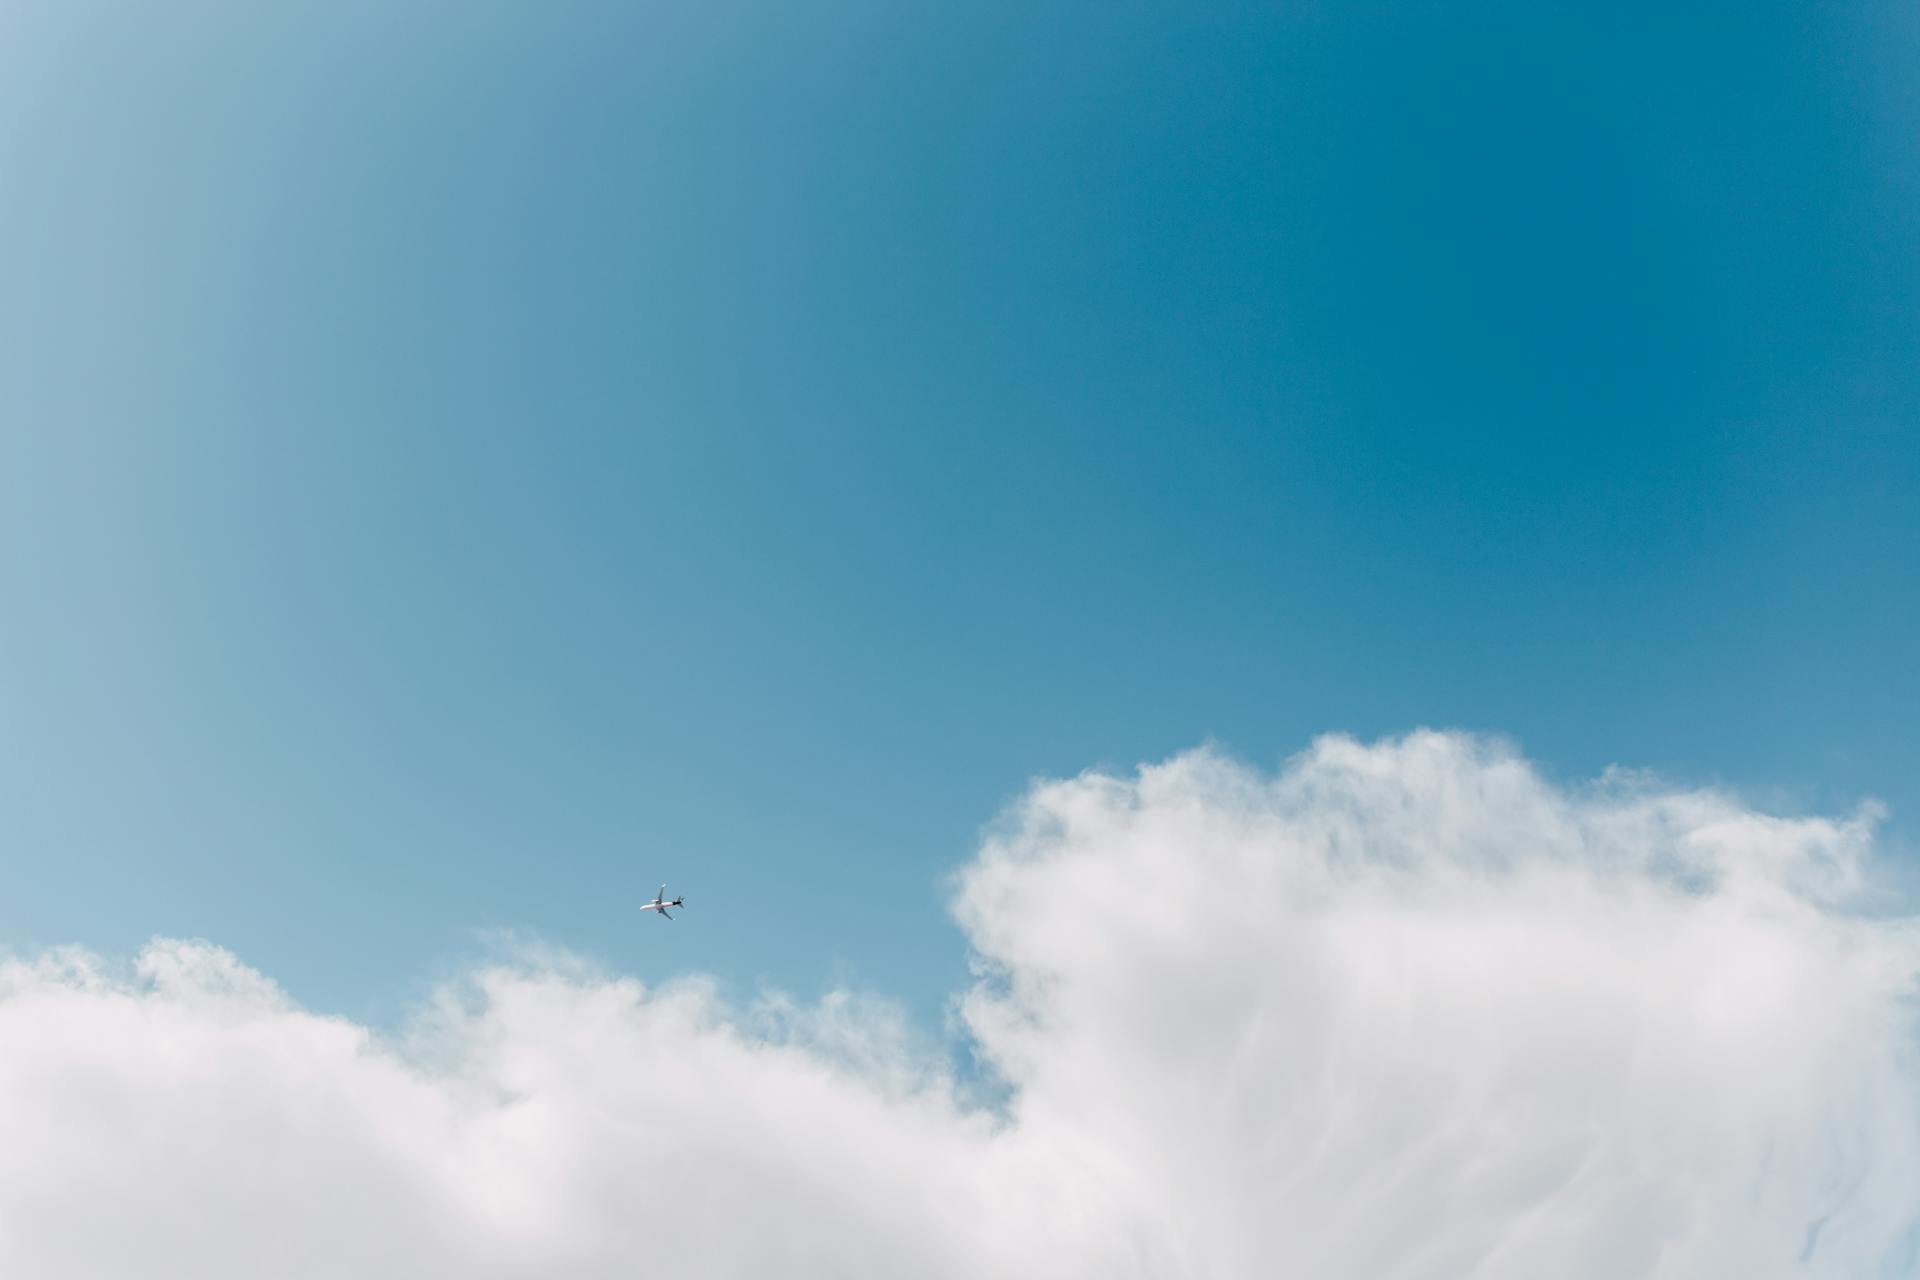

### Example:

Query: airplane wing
xmin=659 ymin=907 xmax=672 ymax=921
xmin=658 ymin=885 xmax=666 ymax=901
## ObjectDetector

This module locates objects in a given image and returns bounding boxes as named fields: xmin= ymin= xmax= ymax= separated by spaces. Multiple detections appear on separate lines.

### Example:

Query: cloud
xmin=3 ymin=731 xmax=1917 ymax=1277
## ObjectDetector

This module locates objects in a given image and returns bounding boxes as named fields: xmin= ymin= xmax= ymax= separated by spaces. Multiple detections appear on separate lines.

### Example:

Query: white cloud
xmin=3 ymin=731 xmax=1917 ymax=1277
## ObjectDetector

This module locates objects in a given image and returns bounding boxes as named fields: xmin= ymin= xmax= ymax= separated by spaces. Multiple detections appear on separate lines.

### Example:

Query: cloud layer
xmin=4 ymin=732 xmax=1917 ymax=1277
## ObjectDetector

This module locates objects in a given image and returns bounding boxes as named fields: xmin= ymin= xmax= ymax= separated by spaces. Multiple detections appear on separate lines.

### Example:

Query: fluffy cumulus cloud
xmin=4 ymin=732 xmax=1918 ymax=1277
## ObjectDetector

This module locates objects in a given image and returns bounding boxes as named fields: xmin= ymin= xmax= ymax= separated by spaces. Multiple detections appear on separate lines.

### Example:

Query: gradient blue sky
xmin=1 ymin=0 xmax=1914 ymax=1027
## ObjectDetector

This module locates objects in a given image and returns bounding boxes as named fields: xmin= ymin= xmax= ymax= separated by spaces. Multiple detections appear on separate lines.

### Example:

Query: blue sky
xmin=1 ymin=0 xmax=1914 ymax=1028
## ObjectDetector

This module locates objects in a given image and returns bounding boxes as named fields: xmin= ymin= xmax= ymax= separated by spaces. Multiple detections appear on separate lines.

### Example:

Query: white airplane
xmin=641 ymin=885 xmax=686 ymax=921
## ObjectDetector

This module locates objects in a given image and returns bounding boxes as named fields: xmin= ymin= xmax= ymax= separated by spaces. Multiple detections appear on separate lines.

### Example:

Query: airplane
xmin=641 ymin=885 xmax=687 ymax=921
